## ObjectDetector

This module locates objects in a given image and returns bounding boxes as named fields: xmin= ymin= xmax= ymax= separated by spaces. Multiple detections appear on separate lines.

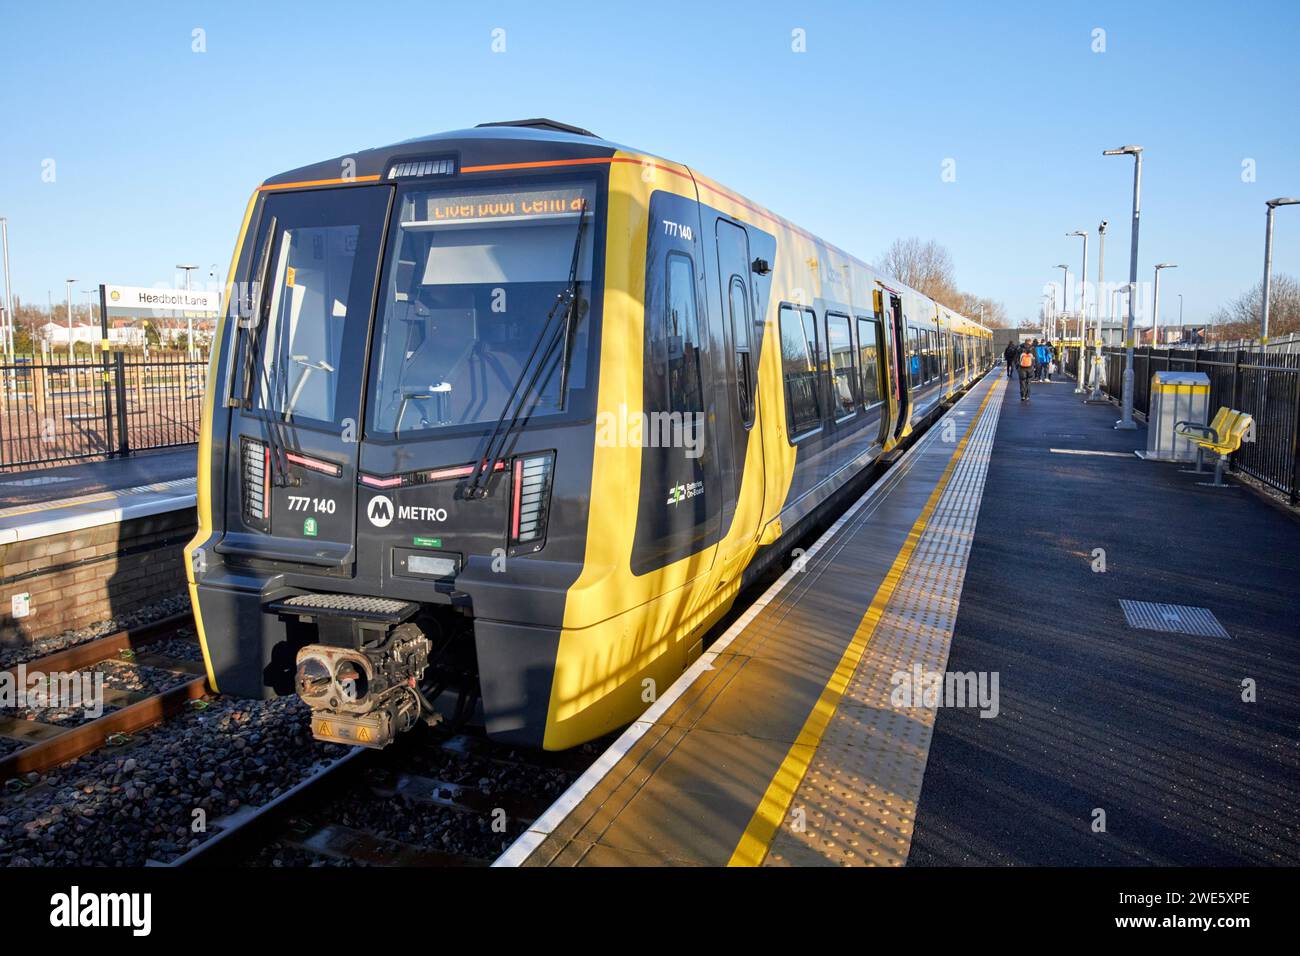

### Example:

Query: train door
xmin=630 ymin=190 xmax=722 ymax=577
xmin=881 ymin=291 xmax=909 ymax=441
xmin=714 ymin=217 xmax=766 ymax=566
xmin=215 ymin=185 xmax=392 ymax=570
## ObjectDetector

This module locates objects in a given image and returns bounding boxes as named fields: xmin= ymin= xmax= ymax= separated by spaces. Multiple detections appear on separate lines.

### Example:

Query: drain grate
xmin=1119 ymin=600 xmax=1230 ymax=638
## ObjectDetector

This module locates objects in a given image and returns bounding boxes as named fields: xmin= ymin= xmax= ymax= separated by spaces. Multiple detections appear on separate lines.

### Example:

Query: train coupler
xmin=274 ymin=597 xmax=433 ymax=749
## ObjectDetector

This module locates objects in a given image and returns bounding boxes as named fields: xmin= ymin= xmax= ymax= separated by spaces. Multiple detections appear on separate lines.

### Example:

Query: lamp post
xmin=177 ymin=264 xmax=197 ymax=359
xmin=1263 ymin=198 xmax=1299 ymax=346
xmin=1152 ymin=263 xmax=1176 ymax=348
xmin=1 ymin=217 xmax=13 ymax=360
xmin=1103 ymin=144 xmax=1143 ymax=430
xmin=1068 ymin=232 xmax=1089 ymax=391
xmin=1056 ymin=264 xmax=1070 ymax=344
xmin=1088 ymin=220 xmax=1108 ymax=400
xmin=209 ymin=262 xmax=222 ymax=348
xmin=65 ymin=278 xmax=78 ymax=390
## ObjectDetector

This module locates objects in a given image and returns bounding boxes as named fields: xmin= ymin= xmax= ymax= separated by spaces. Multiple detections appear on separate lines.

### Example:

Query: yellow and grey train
xmin=185 ymin=119 xmax=994 ymax=751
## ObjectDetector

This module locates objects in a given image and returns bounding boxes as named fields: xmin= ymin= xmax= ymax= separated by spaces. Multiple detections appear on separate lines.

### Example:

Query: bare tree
xmin=877 ymin=237 xmax=955 ymax=302
xmin=877 ymin=237 xmax=1007 ymax=326
xmin=1209 ymin=274 xmax=1300 ymax=340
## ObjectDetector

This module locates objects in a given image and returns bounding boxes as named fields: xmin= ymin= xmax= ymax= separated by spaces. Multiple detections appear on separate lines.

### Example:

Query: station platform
xmin=498 ymin=370 xmax=1300 ymax=867
xmin=0 ymin=446 xmax=195 ymax=510
xmin=0 ymin=473 xmax=196 ymax=547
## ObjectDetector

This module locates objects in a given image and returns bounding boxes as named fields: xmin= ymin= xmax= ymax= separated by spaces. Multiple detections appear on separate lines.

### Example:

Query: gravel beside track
xmin=0 ymin=695 xmax=347 ymax=866
xmin=0 ymin=594 xmax=192 ymax=670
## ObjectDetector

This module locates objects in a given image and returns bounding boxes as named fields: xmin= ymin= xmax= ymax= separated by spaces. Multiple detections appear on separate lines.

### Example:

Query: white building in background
xmin=109 ymin=323 xmax=147 ymax=346
xmin=39 ymin=322 xmax=99 ymax=345
xmin=38 ymin=321 xmax=148 ymax=347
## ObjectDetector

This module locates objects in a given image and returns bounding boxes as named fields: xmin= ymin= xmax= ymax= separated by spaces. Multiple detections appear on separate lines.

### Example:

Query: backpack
xmin=1019 ymin=351 xmax=1033 ymax=368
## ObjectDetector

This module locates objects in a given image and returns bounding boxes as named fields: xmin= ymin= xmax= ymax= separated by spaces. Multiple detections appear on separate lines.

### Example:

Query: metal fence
xmin=1065 ymin=345 xmax=1300 ymax=502
xmin=0 ymin=352 xmax=207 ymax=472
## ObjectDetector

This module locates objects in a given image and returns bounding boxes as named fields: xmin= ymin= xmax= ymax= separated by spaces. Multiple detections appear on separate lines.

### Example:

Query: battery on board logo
xmin=303 ymin=517 xmax=318 ymax=537
xmin=367 ymin=495 xmax=394 ymax=528
xmin=666 ymin=480 xmax=704 ymax=505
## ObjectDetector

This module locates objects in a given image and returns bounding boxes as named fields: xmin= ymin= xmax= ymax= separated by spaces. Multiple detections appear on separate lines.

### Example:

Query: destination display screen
xmin=407 ymin=185 xmax=592 ymax=227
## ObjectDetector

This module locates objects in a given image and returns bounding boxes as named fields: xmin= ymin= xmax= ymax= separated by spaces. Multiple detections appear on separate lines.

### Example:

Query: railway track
xmin=169 ymin=726 xmax=600 ymax=867
xmin=0 ymin=612 xmax=206 ymax=783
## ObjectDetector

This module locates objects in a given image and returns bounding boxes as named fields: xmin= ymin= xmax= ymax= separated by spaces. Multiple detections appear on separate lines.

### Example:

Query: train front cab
xmin=187 ymin=142 xmax=622 ymax=750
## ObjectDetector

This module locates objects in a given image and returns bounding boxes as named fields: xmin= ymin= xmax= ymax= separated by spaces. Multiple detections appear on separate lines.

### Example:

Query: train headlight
xmin=510 ymin=452 xmax=555 ymax=551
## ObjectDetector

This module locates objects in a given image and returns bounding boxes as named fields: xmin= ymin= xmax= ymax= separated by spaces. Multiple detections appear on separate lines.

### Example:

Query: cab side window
xmin=648 ymin=252 xmax=705 ymax=415
xmin=730 ymin=277 xmax=755 ymax=426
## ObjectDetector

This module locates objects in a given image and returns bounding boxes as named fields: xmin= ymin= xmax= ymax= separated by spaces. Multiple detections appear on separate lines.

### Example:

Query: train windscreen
xmin=365 ymin=180 xmax=598 ymax=438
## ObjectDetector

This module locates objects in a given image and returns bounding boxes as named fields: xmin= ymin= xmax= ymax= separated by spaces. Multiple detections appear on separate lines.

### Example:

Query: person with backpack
xmin=1017 ymin=342 xmax=1034 ymax=401
xmin=1037 ymin=339 xmax=1052 ymax=382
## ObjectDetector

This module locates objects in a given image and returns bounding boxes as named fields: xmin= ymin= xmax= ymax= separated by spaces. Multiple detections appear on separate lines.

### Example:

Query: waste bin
xmin=1138 ymin=370 xmax=1210 ymax=462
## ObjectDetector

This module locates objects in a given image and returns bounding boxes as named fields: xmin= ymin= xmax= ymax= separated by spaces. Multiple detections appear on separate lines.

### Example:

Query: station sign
xmin=104 ymin=284 xmax=220 ymax=314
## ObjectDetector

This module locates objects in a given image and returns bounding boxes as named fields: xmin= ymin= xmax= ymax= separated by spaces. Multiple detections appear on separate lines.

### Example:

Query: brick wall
xmin=0 ymin=507 xmax=196 ymax=647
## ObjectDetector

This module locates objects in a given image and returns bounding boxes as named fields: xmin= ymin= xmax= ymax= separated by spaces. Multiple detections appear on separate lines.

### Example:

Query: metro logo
xmin=366 ymin=495 xmax=393 ymax=528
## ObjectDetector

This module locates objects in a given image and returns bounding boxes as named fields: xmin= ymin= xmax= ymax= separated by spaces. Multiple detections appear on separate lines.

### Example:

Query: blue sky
xmin=1 ymin=0 xmax=1297 ymax=327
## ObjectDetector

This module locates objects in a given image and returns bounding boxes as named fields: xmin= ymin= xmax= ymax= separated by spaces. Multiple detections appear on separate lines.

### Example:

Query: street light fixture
xmin=0 ymin=217 xmax=13 ymax=360
xmin=1055 ymin=264 xmax=1070 ymax=341
xmin=1263 ymin=198 xmax=1299 ymax=344
xmin=1067 ymin=232 xmax=1089 ymax=392
xmin=1159 ymin=261 xmax=1180 ymax=348
xmin=1103 ymin=144 xmax=1143 ymax=430
xmin=65 ymin=278 xmax=78 ymax=389
xmin=1087 ymin=220 xmax=1109 ymax=400
xmin=177 ymin=264 xmax=198 ymax=359
xmin=1152 ymin=263 xmax=1177 ymax=347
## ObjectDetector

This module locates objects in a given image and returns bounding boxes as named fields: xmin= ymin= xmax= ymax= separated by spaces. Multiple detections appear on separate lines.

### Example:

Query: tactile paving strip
xmin=765 ymin=379 xmax=1005 ymax=866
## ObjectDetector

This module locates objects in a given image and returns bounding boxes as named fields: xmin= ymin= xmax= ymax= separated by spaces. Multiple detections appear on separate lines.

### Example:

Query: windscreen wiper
xmin=226 ymin=216 xmax=275 ymax=409
xmin=257 ymin=290 xmax=299 ymax=487
xmin=463 ymin=202 xmax=588 ymax=499
xmin=240 ymin=224 xmax=298 ymax=488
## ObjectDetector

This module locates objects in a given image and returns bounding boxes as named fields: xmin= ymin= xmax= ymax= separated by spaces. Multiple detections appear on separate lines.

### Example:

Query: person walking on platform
xmin=1004 ymin=341 xmax=1018 ymax=378
xmin=1017 ymin=343 xmax=1034 ymax=401
xmin=1037 ymin=339 xmax=1052 ymax=382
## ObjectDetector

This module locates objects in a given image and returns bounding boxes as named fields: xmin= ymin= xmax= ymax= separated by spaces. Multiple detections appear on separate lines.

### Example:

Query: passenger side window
xmin=730 ymin=277 xmax=755 ymax=427
xmin=779 ymin=304 xmax=822 ymax=439
xmin=826 ymin=313 xmax=855 ymax=420
xmin=857 ymin=317 xmax=882 ymax=407
xmin=908 ymin=327 xmax=922 ymax=388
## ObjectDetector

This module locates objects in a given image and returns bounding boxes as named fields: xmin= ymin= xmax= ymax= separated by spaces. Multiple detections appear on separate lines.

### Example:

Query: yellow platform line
xmin=728 ymin=375 xmax=1005 ymax=866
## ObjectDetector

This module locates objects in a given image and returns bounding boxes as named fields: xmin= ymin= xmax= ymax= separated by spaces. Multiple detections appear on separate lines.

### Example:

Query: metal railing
xmin=1064 ymin=345 xmax=1300 ymax=501
xmin=0 ymin=352 xmax=207 ymax=471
